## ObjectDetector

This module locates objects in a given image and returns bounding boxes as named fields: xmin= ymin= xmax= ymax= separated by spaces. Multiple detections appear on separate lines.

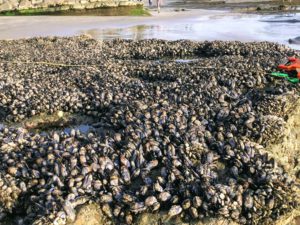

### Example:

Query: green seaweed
xmin=0 ymin=5 xmax=150 ymax=16
xmin=0 ymin=8 xmax=54 ymax=16
xmin=128 ymin=7 xmax=151 ymax=16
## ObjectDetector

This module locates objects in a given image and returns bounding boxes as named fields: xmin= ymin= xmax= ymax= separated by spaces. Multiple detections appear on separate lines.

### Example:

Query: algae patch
xmin=0 ymin=6 xmax=149 ymax=16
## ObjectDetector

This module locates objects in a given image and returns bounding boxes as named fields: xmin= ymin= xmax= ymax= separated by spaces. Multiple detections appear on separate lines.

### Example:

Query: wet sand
xmin=0 ymin=8 xmax=300 ymax=49
xmin=0 ymin=9 xmax=224 ymax=39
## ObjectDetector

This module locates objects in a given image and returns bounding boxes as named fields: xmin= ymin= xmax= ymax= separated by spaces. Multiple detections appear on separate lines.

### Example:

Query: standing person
xmin=149 ymin=0 xmax=152 ymax=6
xmin=157 ymin=0 xmax=161 ymax=13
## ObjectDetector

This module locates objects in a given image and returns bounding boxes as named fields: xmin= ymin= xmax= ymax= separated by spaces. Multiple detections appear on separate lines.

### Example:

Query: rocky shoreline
xmin=1 ymin=0 xmax=300 ymax=15
xmin=0 ymin=0 xmax=143 ymax=15
xmin=160 ymin=0 xmax=300 ymax=14
xmin=0 ymin=37 xmax=299 ymax=225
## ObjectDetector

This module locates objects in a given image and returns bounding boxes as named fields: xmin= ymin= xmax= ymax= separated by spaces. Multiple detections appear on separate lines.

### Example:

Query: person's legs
xmin=157 ymin=0 xmax=161 ymax=13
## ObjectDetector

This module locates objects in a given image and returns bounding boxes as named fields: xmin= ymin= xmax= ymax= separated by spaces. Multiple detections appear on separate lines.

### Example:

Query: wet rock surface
xmin=0 ymin=37 xmax=299 ymax=225
xmin=289 ymin=36 xmax=300 ymax=45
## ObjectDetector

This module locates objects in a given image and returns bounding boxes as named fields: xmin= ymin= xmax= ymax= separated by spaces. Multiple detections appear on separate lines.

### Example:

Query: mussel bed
xmin=0 ymin=37 xmax=299 ymax=225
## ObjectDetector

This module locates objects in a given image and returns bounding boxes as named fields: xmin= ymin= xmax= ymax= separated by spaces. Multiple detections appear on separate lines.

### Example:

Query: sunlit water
xmin=30 ymin=124 xmax=93 ymax=135
xmin=81 ymin=13 xmax=300 ymax=49
xmin=0 ymin=9 xmax=299 ymax=49
xmin=64 ymin=124 xmax=92 ymax=134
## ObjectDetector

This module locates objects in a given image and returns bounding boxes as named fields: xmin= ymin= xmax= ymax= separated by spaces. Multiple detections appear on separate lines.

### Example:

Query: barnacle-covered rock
xmin=0 ymin=37 xmax=299 ymax=225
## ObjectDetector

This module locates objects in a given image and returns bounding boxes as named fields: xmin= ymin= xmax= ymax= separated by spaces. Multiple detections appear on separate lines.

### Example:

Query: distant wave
xmin=260 ymin=19 xmax=300 ymax=23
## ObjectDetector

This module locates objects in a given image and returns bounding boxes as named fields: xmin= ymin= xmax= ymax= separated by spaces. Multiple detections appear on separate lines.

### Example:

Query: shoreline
xmin=0 ymin=8 xmax=299 ymax=50
xmin=0 ymin=0 xmax=299 ymax=15
xmin=0 ymin=9 xmax=227 ymax=39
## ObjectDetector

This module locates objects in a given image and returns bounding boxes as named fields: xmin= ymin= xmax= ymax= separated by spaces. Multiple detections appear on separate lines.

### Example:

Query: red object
xmin=278 ymin=57 xmax=300 ymax=79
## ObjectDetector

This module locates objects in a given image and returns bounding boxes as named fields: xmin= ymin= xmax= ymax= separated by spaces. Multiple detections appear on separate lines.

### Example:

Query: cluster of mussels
xmin=0 ymin=37 xmax=299 ymax=225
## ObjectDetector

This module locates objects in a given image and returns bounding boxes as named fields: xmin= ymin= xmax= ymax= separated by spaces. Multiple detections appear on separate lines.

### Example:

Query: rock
xmin=73 ymin=204 xmax=104 ymax=225
xmin=0 ymin=0 xmax=143 ymax=13
xmin=57 ymin=111 xmax=64 ymax=118
xmin=0 ymin=37 xmax=298 ymax=225
xmin=31 ymin=0 xmax=43 ymax=5
xmin=63 ymin=200 xmax=76 ymax=221
xmin=288 ymin=36 xmax=300 ymax=45
xmin=0 ymin=0 xmax=18 ymax=11
xmin=72 ymin=3 xmax=85 ymax=9
xmin=53 ymin=132 xmax=60 ymax=142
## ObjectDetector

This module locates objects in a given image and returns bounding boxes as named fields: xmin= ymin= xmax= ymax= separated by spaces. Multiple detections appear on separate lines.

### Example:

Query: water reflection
xmin=80 ymin=12 xmax=300 ymax=49
xmin=64 ymin=124 xmax=92 ymax=134
xmin=175 ymin=58 xmax=198 ymax=63
xmin=82 ymin=25 xmax=161 ymax=40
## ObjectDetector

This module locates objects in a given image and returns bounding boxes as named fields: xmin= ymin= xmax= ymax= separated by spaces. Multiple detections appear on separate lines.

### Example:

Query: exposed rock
xmin=289 ymin=36 xmax=300 ymax=45
xmin=0 ymin=0 xmax=143 ymax=13
xmin=0 ymin=37 xmax=299 ymax=225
